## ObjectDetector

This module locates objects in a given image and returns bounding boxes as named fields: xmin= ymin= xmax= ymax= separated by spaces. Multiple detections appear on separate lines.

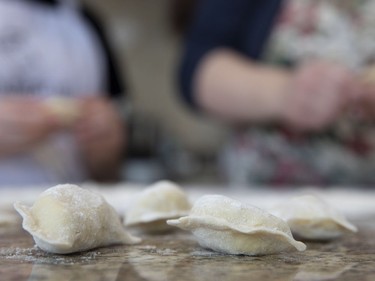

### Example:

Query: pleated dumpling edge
xmin=167 ymin=194 xmax=306 ymax=255
xmin=14 ymin=184 xmax=141 ymax=254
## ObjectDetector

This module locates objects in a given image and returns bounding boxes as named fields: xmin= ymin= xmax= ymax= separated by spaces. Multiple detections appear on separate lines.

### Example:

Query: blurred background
xmin=82 ymin=0 xmax=228 ymax=184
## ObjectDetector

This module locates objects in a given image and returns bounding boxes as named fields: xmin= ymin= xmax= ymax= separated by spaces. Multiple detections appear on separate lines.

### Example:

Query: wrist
xmin=259 ymin=67 xmax=293 ymax=122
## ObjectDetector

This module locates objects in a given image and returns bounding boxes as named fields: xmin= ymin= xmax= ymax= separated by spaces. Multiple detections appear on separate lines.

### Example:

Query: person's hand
xmin=73 ymin=96 xmax=126 ymax=181
xmin=0 ymin=97 xmax=61 ymax=156
xmin=281 ymin=60 xmax=359 ymax=131
xmin=357 ymin=65 xmax=375 ymax=119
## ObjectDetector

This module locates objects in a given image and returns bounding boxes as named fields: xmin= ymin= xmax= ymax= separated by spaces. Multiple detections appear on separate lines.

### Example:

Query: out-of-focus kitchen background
xmin=82 ymin=0 xmax=228 ymax=184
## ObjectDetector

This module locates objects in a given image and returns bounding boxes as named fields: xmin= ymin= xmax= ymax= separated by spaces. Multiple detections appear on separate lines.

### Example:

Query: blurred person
xmin=0 ymin=0 xmax=126 ymax=186
xmin=178 ymin=0 xmax=375 ymax=185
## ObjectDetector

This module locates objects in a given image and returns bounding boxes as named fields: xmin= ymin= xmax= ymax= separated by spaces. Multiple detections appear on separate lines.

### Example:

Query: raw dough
xmin=124 ymin=180 xmax=191 ymax=233
xmin=44 ymin=97 xmax=80 ymax=126
xmin=269 ymin=195 xmax=357 ymax=240
xmin=14 ymin=184 xmax=140 ymax=254
xmin=167 ymin=194 xmax=306 ymax=255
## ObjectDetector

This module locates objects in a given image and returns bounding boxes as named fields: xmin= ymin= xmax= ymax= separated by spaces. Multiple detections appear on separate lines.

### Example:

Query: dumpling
xmin=14 ymin=184 xmax=140 ymax=254
xmin=269 ymin=195 xmax=357 ymax=240
xmin=124 ymin=180 xmax=191 ymax=233
xmin=167 ymin=194 xmax=306 ymax=255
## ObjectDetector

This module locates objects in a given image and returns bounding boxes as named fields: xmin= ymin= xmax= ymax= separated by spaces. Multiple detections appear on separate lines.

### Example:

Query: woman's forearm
xmin=194 ymin=48 xmax=291 ymax=124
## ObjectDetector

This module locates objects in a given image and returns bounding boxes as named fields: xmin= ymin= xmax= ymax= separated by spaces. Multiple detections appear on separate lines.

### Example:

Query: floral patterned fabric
xmin=223 ymin=0 xmax=375 ymax=186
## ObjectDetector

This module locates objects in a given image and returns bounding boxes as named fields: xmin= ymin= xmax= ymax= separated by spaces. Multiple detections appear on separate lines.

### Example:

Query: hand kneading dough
xmin=124 ymin=180 xmax=191 ymax=233
xmin=44 ymin=97 xmax=80 ymax=126
xmin=167 ymin=195 xmax=306 ymax=255
xmin=269 ymin=195 xmax=357 ymax=240
xmin=14 ymin=184 xmax=140 ymax=254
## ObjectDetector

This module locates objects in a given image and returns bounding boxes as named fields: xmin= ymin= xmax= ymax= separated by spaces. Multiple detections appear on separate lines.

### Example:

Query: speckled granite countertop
xmin=1 ymin=185 xmax=375 ymax=281
xmin=1 ymin=217 xmax=375 ymax=281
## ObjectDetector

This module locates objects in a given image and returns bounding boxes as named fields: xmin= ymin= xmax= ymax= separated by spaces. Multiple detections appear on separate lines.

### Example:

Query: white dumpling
xmin=14 ymin=184 xmax=140 ymax=254
xmin=269 ymin=195 xmax=357 ymax=240
xmin=167 ymin=195 xmax=306 ymax=255
xmin=124 ymin=180 xmax=191 ymax=233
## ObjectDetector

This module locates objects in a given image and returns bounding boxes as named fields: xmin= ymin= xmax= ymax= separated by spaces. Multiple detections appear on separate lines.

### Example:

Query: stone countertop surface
xmin=1 ymin=218 xmax=375 ymax=281
xmin=1 ymin=185 xmax=375 ymax=281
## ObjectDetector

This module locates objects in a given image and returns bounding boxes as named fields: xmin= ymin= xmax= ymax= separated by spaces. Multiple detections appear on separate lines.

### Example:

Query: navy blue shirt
xmin=180 ymin=0 xmax=283 ymax=108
